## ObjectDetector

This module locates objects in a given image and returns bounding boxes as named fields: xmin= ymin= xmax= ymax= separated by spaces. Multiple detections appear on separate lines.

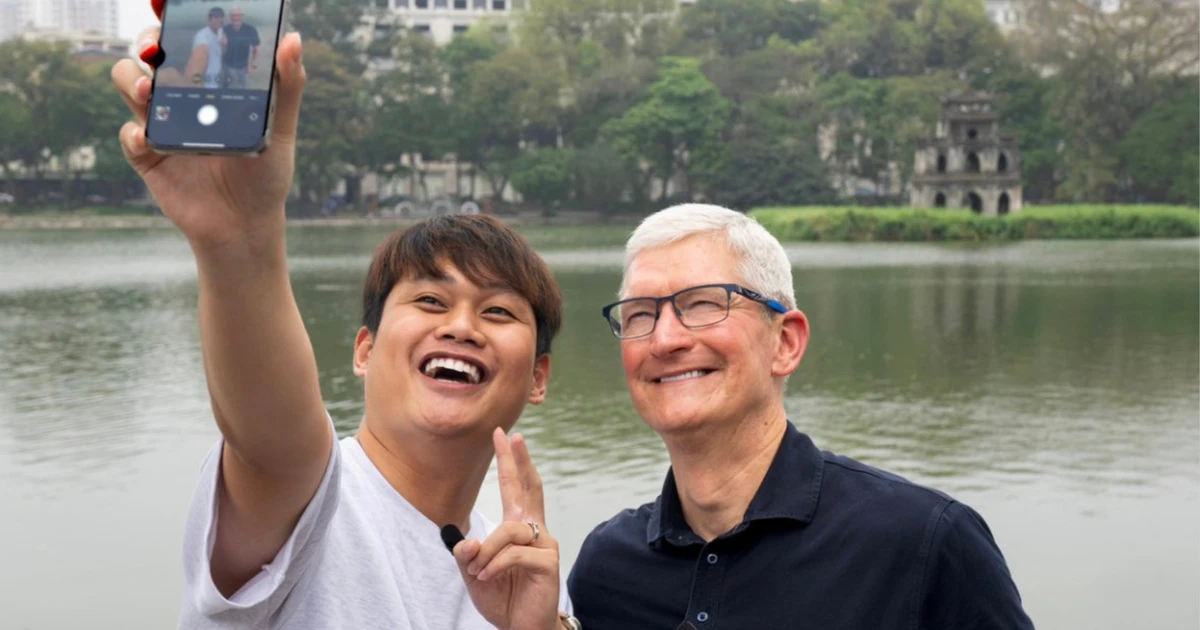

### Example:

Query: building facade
xmin=11 ymin=0 xmax=119 ymax=39
xmin=984 ymin=0 xmax=1024 ymax=32
xmin=910 ymin=91 xmax=1023 ymax=215
xmin=365 ymin=0 xmax=526 ymax=46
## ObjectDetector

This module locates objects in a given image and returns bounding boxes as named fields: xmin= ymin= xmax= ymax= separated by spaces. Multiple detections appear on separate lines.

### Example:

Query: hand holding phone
xmin=110 ymin=10 xmax=305 ymax=250
xmin=143 ymin=0 xmax=286 ymax=154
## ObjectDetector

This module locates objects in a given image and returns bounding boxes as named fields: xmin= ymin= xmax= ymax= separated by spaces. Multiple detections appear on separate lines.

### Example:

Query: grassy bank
xmin=0 ymin=208 xmax=639 ymax=248
xmin=748 ymin=205 xmax=1200 ymax=242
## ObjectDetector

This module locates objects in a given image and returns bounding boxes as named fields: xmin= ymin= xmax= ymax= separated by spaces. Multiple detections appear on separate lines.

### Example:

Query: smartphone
xmin=144 ymin=0 xmax=288 ymax=155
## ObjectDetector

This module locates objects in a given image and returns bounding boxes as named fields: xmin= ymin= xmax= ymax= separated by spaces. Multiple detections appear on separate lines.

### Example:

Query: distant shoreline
xmin=0 ymin=211 xmax=619 ymax=231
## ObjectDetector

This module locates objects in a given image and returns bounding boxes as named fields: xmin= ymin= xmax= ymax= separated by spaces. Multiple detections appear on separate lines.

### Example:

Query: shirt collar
xmin=647 ymin=421 xmax=825 ymax=546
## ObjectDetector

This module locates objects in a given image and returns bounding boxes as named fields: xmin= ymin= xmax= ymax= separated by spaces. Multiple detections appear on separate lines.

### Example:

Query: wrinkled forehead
xmin=620 ymin=235 xmax=741 ymax=299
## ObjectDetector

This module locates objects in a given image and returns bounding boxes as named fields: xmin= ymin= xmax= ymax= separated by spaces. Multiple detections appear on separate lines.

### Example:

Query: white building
xmin=12 ymin=0 xmax=119 ymax=40
xmin=17 ymin=25 xmax=130 ymax=56
xmin=984 ymin=0 xmax=1024 ymax=32
xmin=367 ymin=0 xmax=528 ymax=46
xmin=0 ymin=1 xmax=21 ymax=41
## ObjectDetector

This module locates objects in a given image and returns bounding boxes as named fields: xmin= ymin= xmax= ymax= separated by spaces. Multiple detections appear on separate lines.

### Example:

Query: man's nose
xmin=436 ymin=306 xmax=485 ymax=347
xmin=648 ymin=302 xmax=693 ymax=357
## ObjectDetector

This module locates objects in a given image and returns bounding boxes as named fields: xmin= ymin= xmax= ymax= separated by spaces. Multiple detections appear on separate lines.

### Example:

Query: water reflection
xmin=0 ymin=229 xmax=1196 ymax=629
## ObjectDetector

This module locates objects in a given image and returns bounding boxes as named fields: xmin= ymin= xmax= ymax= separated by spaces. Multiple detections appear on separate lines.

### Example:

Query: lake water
xmin=0 ymin=227 xmax=1196 ymax=629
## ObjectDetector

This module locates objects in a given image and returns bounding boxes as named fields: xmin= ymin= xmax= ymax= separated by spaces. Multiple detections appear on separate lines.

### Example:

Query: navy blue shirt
xmin=221 ymin=23 xmax=260 ymax=69
xmin=568 ymin=422 xmax=1034 ymax=629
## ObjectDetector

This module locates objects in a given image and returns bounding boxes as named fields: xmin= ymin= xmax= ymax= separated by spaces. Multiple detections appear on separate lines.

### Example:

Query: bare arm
xmin=115 ymin=28 xmax=327 ymax=597
xmin=195 ymin=231 xmax=331 ymax=597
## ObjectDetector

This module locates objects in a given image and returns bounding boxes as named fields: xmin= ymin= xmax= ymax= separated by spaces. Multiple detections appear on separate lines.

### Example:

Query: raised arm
xmin=114 ymin=26 xmax=330 ymax=596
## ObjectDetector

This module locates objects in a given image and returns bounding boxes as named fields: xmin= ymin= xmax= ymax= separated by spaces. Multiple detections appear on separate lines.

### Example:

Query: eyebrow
xmin=415 ymin=275 xmax=516 ymax=294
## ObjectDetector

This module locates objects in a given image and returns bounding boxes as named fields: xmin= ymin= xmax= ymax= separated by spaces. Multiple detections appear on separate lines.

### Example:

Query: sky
xmin=119 ymin=0 xmax=158 ymax=40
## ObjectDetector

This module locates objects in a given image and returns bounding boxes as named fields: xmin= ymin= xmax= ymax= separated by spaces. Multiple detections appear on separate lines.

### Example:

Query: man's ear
xmin=527 ymin=354 xmax=551 ymax=405
xmin=771 ymin=310 xmax=809 ymax=378
xmin=353 ymin=326 xmax=374 ymax=378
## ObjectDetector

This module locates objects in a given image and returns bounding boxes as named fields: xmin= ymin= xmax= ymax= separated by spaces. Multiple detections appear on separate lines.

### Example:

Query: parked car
xmin=0 ymin=192 xmax=14 ymax=204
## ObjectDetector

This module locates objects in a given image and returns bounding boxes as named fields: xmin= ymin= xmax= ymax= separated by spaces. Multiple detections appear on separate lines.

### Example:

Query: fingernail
xmin=467 ymin=561 xmax=478 ymax=575
xmin=138 ymin=42 xmax=163 ymax=67
xmin=440 ymin=524 xmax=464 ymax=553
xmin=477 ymin=569 xmax=490 ymax=581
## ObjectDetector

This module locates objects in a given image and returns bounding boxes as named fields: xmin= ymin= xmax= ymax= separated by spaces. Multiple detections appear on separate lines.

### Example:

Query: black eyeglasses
xmin=601 ymin=283 xmax=788 ymax=340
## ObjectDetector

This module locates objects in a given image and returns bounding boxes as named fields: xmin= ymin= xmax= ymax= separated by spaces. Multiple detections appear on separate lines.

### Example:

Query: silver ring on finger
xmin=526 ymin=520 xmax=540 ymax=544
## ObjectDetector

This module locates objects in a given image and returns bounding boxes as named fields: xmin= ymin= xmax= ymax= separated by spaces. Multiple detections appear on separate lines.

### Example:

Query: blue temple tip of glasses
xmin=767 ymin=300 xmax=788 ymax=313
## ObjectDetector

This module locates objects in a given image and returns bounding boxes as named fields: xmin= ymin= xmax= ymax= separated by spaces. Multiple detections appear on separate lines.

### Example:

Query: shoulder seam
xmin=909 ymin=499 xmax=957 ymax=630
xmin=823 ymin=458 xmax=951 ymax=503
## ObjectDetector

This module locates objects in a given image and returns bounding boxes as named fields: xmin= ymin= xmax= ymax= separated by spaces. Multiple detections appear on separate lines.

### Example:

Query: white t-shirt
xmin=192 ymin=27 xmax=222 ymax=88
xmin=178 ymin=427 xmax=571 ymax=629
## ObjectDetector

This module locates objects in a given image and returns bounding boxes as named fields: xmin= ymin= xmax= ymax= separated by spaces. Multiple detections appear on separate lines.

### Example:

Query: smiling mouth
xmin=654 ymin=369 xmax=713 ymax=384
xmin=420 ymin=357 xmax=486 ymax=385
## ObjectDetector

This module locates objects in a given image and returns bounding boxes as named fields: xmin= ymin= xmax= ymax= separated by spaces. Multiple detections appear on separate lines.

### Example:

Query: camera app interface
xmin=147 ymin=0 xmax=283 ymax=150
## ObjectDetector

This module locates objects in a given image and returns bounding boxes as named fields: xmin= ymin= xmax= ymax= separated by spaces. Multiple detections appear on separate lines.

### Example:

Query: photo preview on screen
xmin=147 ymin=0 xmax=284 ymax=150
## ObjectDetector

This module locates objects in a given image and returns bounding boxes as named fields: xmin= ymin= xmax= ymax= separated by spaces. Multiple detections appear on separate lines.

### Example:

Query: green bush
xmin=749 ymin=205 xmax=1200 ymax=242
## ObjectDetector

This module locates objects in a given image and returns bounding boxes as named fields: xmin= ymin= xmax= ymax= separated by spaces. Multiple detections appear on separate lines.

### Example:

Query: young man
xmin=115 ymin=19 xmax=576 ymax=630
xmin=569 ymin=204 xmax=1034 ymax=629
xmin=190 ymin=7 xmax=225 ymax=88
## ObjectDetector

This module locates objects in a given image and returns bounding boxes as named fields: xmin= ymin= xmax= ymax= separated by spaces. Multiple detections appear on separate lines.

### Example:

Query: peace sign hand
xmin=445 ymin=429 xmax=562 ymax=630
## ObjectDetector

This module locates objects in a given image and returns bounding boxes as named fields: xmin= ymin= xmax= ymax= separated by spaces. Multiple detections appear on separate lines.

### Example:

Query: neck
xmin=356 ymin=420 xmax=492 ymax=534
xmin=665 ymin=405 xmax=788 ymax=542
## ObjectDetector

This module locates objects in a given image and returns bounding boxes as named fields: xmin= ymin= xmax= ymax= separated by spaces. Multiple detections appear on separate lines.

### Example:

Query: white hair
xmin=622 ymin=204 xmax=795 ymax=310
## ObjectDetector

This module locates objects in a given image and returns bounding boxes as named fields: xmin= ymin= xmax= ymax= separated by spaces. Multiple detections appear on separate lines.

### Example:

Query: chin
xmin=639 ymin=406 xmax=713 ymax=436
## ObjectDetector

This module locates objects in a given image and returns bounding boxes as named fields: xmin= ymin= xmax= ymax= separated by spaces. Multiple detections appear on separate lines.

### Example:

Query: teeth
xmin=422 ymin=357 xmax=482 ymax=384
xmin=660 ymin=370 xmax=707 ymax=384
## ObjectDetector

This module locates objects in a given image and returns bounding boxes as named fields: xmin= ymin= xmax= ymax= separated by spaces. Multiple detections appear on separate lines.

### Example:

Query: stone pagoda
xmin=910 ymin=91 xmax=1022 ymax=215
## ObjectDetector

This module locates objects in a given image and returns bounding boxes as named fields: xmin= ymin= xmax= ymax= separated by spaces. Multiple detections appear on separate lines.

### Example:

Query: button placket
xmin=685 ymin=543 xmax=725 ymax=626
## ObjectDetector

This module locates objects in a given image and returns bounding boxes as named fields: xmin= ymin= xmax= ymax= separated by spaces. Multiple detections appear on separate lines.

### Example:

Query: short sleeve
xmin=918 ymin=501 xmax=1035 ymax=630
xmin=251 ymin=26 xmax=261 ymax=46
xmin=178 ymin=422 xmax=340 ymax=628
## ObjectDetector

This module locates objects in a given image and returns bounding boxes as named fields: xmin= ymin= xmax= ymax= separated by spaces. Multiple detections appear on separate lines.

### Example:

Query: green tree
xmin=510 ymin=148 xmax=573 ymax=212
xmin=441 ymin=31 xmax=502 ymax=197
xmin=707 ymin=133 xmax=835 ymax=210
xmin=0 ymin=91 xmax=34 ymax=199
xmin=365 ymin=33 xmax=450 ymax=200
xmin=0 ymin=41 xmax=74 ymax=200
xmin=602 ymin=56 xmax=730 ymax=201
xmin=1018 ymin=0 xmax=1200 ymax=200
xmin=916 ymin=0 xmax=1006 ymax=79
xmin=294 ymin=41 xmax=368 ymax=212
xmin=572 ymin=140 xmax=637 ymax=215
xmin=675 ymin=0 xmax=824 ymax=58
xmin=988 ymin=67 xmax=1066 ymax=202
xmin=457 ymin=47 xmax=566 ymax=199
xmin=569 ymin=55 xmax=656 ymax=146
xmin=290 ymin=0 xmax=369 ymax=48
xmin=1119 ymin=79 xmax=1200 ymax=206
xmin=78 ymin=63 xmax=137 ymax=205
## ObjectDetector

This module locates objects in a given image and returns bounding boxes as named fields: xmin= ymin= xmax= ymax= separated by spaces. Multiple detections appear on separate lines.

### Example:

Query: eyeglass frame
xmin=601 ymin=283 xmax=789 ymax=340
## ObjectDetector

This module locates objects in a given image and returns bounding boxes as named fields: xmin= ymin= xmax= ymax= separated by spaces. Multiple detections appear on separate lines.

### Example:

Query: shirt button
xmin=697 ymin=612 xmax=709 ymax=622
xmin=706 ymin=553 xmax=718 ymax=564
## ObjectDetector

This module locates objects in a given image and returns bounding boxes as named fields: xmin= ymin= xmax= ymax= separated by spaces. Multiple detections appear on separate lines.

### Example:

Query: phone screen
xmin=145 ymin=0 xmax=285 ymax=153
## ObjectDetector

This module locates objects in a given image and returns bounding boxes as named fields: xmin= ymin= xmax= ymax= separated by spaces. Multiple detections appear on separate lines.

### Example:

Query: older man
xmin=568 ymin=204 xmax=1034 ymax=629
xmin=221 ymin=7 xmax=260 ymax=89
